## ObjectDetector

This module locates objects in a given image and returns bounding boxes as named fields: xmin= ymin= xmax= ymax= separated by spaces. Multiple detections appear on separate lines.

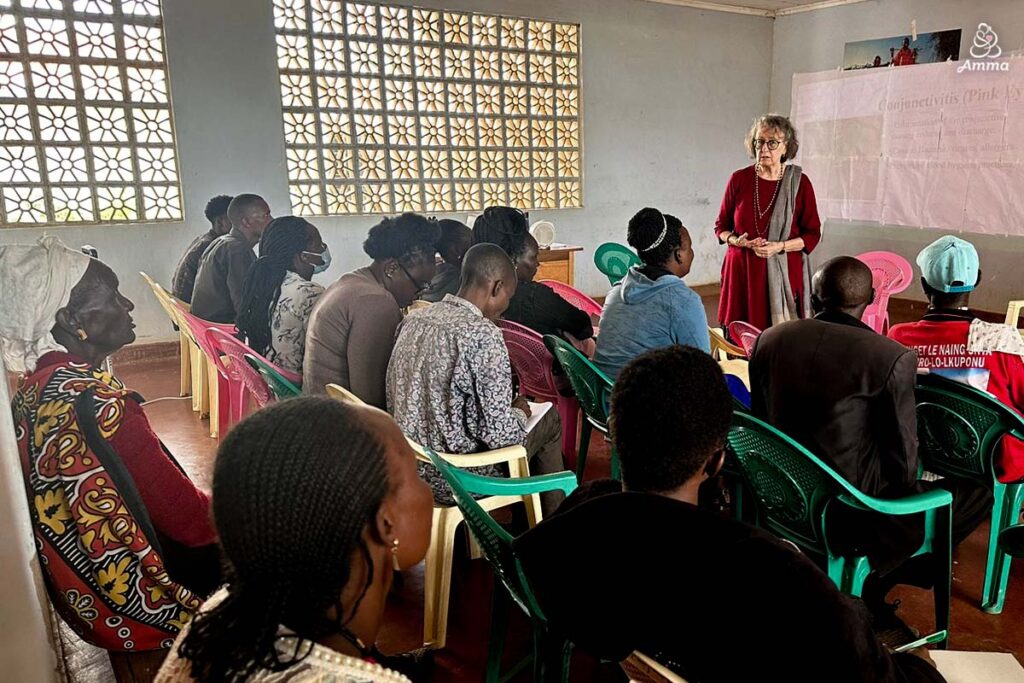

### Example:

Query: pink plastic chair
xmin=856 ymin=251 xmax=913 ymax=334
xmin=170 ymin=301 xmax=238 ymax=438
xmin=496 ymin=319 xmax=580 ymax=465
xmin=208 ymin=328 xmax=276 ymax=421
xmin=727 ymin=320 xmax=762 ymax=358
xmin=538 ymin=279 xmax=603 ymax=317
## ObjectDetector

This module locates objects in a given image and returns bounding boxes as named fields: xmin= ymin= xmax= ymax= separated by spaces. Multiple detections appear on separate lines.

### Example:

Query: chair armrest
xmin=451 ymin=469 xmax=579 ymax=498
xmin=838 ymin=488 xmax=952 ymax=515
xmin=415 ymin=443 xmax=529 ymax=468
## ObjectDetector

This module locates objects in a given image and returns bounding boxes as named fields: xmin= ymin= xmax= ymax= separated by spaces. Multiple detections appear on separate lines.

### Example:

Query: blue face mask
xmin=304 ymin=246 xmax=331 ymax=275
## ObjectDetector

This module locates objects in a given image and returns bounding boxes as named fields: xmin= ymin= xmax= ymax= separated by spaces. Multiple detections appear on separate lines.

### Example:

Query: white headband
xmin=640 ymin=211 xmax=668 ymax=252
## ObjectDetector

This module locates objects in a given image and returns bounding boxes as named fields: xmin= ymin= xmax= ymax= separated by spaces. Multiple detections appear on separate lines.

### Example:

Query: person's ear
xmin=810 ymin=292 xmax=823 ymax=314
xmin=704 ymin=449 xmax=726 ymax=479
xmin=53 ymin=307 xmax=80 ymax=338
xmin=490 ymin=278 xmax=502 ymax=299
xmin=384 ymin=258 xmax=398 ymax=279
xmin=975 ymin=269 xmax=982 ymax=287
xmin=870 ymin=287 xmax=876 ymax=305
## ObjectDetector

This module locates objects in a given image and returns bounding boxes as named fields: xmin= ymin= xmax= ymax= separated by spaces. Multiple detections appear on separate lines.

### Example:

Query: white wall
xmin=771 ymin=0 xmax=1024 ymax=312
xmin=0 ymin=0 xmax=773 ymax=342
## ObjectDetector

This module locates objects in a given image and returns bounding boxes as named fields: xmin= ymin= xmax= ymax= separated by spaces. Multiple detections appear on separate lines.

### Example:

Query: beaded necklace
xmin=752 ymin=163 xmax=784 ymax=238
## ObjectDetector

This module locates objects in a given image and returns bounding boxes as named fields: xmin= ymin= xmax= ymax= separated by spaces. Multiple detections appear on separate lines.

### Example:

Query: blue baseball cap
xmin=916 ymin=235 xmax=979 ymax=294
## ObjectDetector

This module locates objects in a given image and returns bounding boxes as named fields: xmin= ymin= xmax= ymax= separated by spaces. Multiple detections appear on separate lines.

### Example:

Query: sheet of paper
xmin=931 ymin=651 xmax=1024 ymax=683
xmin=525 ymin=401 xmax=553 ymax=433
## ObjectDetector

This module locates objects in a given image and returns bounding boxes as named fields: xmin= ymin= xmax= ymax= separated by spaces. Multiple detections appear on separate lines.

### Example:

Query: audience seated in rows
xmin=0 ymin=239 xmax=219 ymax=652
xmin=419 ymin=219 xmax=472 ymax=303
xmin=235 ymin=216 xmax=328 ymax=374
xmin=303 ymin=213 xmax=438 ymax=407
xmin=594 ymin=207 xmax=710 ymax=379
xmin=157 ymin=397 xmax=432 ymax=682
xmin=473 ymin=206 xmax=595 ymax=353
xmin=750 ymin=256 xmax=990 ymax=614
xmin=191 ymin=194 xmax=273 ymax=323
xmin=515 ymin=346 xmax=946 ymax=683
xmin=386 ymin=243 xmax=565 ymax=514
xmin=889 ymin=235 xmax=1024 ymax=482
xmin=171 ymin=194 xmax=233 ymax=304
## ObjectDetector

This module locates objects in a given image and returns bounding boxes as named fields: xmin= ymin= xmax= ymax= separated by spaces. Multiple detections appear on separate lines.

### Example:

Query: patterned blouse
xmin=267 ymin=271 xmax=324 ymax=374
xmin=156 ymin=589 xmax=410 ymax=683
xmin=386 ymin=295 xmax=527 ymax=503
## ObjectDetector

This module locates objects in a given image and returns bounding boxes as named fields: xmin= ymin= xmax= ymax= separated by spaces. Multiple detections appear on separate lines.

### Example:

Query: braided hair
xmin=179 ymin=397 xmax=391 ymax=682
xmin=236 ymin=216 xmax=313 ymax=356
xmin=627 ymin=207 xmax=684 ymax=267
xmin=362 ymin=212 xmax=439 ymax=267
xmin=472 ymin=206 xmax=530 ymax=260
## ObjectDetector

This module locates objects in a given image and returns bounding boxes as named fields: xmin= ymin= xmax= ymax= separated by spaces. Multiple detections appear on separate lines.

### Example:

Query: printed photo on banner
xmin=843 ymin=29 xmax=962 ymax=70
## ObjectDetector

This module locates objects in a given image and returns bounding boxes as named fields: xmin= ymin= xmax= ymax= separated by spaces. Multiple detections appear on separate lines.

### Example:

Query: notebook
xmin=932 ymin=651 xmax=1024 ymax=683
xmin=525 ymin=401 xmax=553 ymax=433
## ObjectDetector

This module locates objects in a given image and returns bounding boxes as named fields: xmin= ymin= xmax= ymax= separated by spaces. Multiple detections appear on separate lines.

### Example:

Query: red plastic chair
xmin=497 ymin=319 xmax=580 ymax=465
xmin=169 ymin=301 xmax=237 ymax=438
xmin=538 ymin=279 xmax=603 ymax=317
xmin=856 ymin=251 xmax=913 ymax=334
xmin=727 ymin=320 xmax=762 ymax=358
xmin=207 ymin=328 xmax=282 ymax=421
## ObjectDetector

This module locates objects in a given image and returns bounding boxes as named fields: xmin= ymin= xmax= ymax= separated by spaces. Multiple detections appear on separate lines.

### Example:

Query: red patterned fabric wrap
xmin=12 ymin=358 xmax=200 ymax=652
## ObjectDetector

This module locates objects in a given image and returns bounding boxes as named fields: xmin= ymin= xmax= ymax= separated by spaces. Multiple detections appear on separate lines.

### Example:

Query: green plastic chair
xmin=544 ymin=334 xmax=620 ymax=481
xmin=425 ymin=448 xmax=578 ymax=683
xmin=727 ymin=412 xmax=952 ymax=646
xmin=594 ymin=242 xmax=640 ymax=286
xmin=244 ymin=354 xmax=301 ymax=400
xmin=914 ymin=372 xmax=1024 ymax=614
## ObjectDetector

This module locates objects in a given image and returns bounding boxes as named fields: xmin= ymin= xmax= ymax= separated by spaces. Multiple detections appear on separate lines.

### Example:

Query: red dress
xmin=714 ymin=166 xmax=822 ymax=330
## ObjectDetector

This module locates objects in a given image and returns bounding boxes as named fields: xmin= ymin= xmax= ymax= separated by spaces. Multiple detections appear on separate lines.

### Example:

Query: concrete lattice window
xmin=0 ymin=0 xmax=182 ymax=227
xmin=273 ymin=0 xmax=582 ymax=216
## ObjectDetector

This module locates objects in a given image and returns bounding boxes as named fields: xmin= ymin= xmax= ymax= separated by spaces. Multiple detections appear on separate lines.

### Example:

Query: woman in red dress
xmin=715 ymin=115 xmax=822 ymax=331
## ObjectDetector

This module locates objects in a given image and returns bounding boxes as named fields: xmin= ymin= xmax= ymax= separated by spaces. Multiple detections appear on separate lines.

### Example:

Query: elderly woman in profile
xmin=714 ymin=114 xmax=822 ymax=331
xmin=1 ymin=238 xmax=219 ymax=654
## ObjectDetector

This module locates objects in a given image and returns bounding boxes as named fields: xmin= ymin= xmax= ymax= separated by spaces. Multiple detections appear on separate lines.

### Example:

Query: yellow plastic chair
xmin=1006 ymin=301 xmax=1024 ymax=339
xmin=139 ymin=272 xmax=192 ymax=399
xmin=620 ymin=652 xmax=690 ymax=683
xmin=709 ymin=326 xmax=744 ymax=361
xmin=325 ymin=383 xmax=543 ymax=649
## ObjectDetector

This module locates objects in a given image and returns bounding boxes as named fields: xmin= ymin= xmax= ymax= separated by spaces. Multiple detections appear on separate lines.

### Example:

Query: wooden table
xmin=536 ymin=244 xmax=583 ymax=287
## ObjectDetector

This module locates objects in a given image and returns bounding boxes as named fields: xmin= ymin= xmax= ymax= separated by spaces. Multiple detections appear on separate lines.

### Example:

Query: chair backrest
xmin=245 ymin=354 xmax=301 ymax=400
xmin=139 ymin=271 xmax=181 ymax=322
xmin=594 ymin=242 xmax=640 ymax=286
xmin=855 ymin=251 xmax=913 ymax=297
xmin=726 ymin=321 xmax=762 ymax=358
xmin=544 ymin=334 xmax=612 ymax=428
xmin=426 ymin=449 xmax=554 ymax=619
xmin=207 ymin=328 xmax=273 ymax=408
xmin=169 ymin=300 xmax=234 ymax=376
xmin=727 ymin=411 xmax=866 ymax=553
xmin=537 ymin=279 xmax=603 ymax=317
xmin=497 ymin=320 xmax=560 ymax=402
xmin=915 ymin=372 xmax=1024 ymax=484
xmin=708 ymin=327 xmax=744 ymax=361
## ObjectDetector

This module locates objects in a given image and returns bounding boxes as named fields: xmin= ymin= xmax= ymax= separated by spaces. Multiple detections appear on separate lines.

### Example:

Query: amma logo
xmin=958 ymin=22 xmax=1009 ymax=73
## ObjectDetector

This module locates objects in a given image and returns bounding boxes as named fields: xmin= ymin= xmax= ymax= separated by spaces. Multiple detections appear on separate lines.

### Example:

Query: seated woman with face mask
xmin=1 ymin=237 xmax=220 ymax=653
xmin=236 ymin=216 xmax=329 ymax=374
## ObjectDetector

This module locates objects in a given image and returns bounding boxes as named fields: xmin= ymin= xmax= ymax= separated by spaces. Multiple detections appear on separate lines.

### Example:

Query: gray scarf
xmin=765 ymin=164 xmax=812 ymax=326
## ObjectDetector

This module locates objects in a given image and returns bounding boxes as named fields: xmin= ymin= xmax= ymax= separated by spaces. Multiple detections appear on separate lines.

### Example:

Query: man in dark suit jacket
xmin=750 ymin=257 xmax=989 ymax=597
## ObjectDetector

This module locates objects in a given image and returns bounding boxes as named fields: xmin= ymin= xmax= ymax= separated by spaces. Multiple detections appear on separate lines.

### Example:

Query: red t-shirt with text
xmin=889 ymin=315 xmax=1024 ymax=482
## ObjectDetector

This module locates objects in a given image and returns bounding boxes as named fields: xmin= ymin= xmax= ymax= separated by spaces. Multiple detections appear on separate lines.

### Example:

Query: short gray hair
xmin=744 ymin=114 xmax=799 ymax=162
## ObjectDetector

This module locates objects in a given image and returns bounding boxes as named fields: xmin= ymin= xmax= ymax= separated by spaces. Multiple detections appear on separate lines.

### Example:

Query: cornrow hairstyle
xmin=362 ymin=212 xmax=440 ymax=267
xmin=611 ymin=345 xmax=733 ymax=494
xmin=205 ymin=195 xmax=233 ymax=224
xmin=236 ymin=216 xmax=313 ymax=356
xmin=472 ymin=206 xmax=530 ymax=260
xmin=178 ymin=397 xmax=392 ymax=682
xmin=627 ymin=207 xmax=684 ymax=267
